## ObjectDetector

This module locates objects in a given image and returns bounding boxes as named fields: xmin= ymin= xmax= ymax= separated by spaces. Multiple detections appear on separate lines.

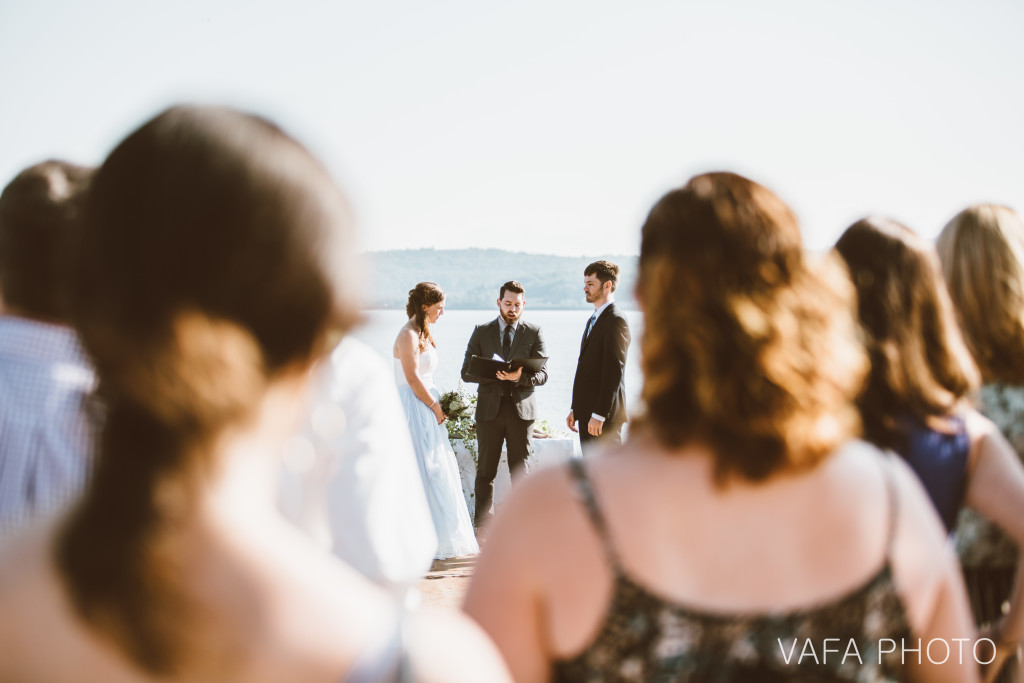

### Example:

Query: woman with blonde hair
xmin=836 ymin=216 xmax=1024 ymax=681
xmin=0 ymin=106 xmax=509 ymax=683
xmin=938 ymin=204 xmax=1024 ymax=680
xmin=465 ymin=172 xmax=978 ymax=681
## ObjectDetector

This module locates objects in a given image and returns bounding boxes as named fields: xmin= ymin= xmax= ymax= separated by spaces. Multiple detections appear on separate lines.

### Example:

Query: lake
xmin=351 ymin=309 xmax=645 ymax=429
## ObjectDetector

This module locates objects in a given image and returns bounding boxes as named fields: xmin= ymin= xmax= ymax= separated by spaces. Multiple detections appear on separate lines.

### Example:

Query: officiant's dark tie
xmin=501 ymin=325 xmax=513 ymax=397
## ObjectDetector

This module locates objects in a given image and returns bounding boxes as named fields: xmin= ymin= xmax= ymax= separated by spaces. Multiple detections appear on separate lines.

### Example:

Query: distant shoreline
xmin=360 ymin=305 xmax=641 ymax=312
xmin=364 ymin=248 xmax=639 ymax=310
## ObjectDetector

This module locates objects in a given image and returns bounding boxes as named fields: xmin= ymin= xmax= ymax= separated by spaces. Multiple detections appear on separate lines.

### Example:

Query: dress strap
xmin=567 ymin=458 xmax=622 ymax=572
xmin=879 ymin=452 xmax=900 ymax=558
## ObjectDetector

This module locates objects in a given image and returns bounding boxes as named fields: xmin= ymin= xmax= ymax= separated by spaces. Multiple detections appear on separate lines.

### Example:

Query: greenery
xmin=440 ymin=384 xmax=477 ymax=464
xmin=440 ymin=387 xmax=570 ymax=462
xmin=533 ymin=419 xmax=570 ymax=439
xmin=363 ymin=248 xmax=638 ymax=310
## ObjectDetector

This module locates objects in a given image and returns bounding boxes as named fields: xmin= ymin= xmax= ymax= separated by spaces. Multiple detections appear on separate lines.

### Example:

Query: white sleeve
xmin=279 ymin=337 xmax=436 ymax=594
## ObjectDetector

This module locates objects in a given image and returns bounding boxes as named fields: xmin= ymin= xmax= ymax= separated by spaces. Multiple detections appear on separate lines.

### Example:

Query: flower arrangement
xmin=440 ymin=383 xmax=477 ymax=464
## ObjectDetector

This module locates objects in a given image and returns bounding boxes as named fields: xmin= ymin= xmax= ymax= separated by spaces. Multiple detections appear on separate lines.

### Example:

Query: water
xmin=351 ymin=309 xmax=644 ymax=429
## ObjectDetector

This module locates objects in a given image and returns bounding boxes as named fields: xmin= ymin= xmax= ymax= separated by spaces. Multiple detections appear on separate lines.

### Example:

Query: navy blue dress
xmin=896 ymin=414 xmax=969 ymax=534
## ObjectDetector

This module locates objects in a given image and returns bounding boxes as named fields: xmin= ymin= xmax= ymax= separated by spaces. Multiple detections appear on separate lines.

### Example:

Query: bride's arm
xmin=396 ymin=329 xmax=443 ymax=419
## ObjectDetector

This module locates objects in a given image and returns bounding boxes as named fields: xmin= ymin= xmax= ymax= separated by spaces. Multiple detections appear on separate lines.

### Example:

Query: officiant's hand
xmin=496 ymin=367 xmax=523 ymax=382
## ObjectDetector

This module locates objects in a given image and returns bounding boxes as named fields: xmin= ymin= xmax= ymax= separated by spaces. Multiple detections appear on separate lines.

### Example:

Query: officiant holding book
xmin=461 ymin=280 xmax=548 ymax=529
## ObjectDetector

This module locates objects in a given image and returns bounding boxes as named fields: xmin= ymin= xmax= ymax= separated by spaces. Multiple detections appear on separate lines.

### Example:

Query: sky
xmin=1 ymin=0 xmax=1022 ymax=256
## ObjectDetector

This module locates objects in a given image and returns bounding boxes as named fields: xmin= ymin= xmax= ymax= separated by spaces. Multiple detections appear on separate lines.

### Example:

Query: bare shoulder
xmin=0 ymin=524 xmax=93 ymax=679
xmin=468 ymin=460 xmax=596 ymax=606
xmin=963 ymin=408 xmax=1009 ymax=459
xmin=394 ymin=324 xmax=419 ymax=354
xmin=0 ymin=521 xmax=58 ymax=601
xmin=820 ymin=441 xmax=940 ymax=536
xmin=484 ymin=464 xmax=579 ymax=549
xmin=395 ymin=323 xmax=417 ymax=342
xmin=406 ymin=606 xmax=512 ymax=683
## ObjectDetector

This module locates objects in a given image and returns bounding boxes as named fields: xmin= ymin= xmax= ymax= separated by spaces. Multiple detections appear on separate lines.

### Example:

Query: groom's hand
xmin=588 ymin=418 xmax=603 ymax=437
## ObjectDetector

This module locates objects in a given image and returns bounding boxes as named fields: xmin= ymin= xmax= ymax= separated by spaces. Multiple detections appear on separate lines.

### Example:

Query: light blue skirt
xmin=398 ymin=385 xmax=479 ymax=559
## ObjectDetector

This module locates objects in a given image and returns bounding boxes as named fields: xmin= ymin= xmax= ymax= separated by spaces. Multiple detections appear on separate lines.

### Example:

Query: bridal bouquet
xmin=440 ymin=384 xmax=477 ymax=461
xmin=440 ymin=385 xmax=475 ymax=422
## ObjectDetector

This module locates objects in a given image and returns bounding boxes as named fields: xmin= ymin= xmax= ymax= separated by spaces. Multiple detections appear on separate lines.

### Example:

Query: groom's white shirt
xmin=581 ymin=296 xmax=614 ymax=422
xmin=278 ymin=337 xmax=436 ymax=596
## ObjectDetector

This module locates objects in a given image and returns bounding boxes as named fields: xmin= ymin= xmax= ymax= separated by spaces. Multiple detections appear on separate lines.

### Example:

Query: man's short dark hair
xmin=499 ymin=280 xmax=525 ymax=299
xmin=0 ymin=160 xmax=93 ymax=321
xmin=585 ymin=260 xmax=620 ymax=292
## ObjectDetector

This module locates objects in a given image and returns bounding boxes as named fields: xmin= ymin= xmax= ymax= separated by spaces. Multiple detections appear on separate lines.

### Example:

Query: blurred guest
xmin=0 ymin=160 xmax=97 ymax=540
xmin=466 ymin=172 xmax=977 ymax=682
xmin=939 ymin=204 xmax=1024 ymax=679
xmin=837 ymin=216 xmax=1024 ymax=680
xmin=566 ymin=260 xmax=631 ymax=455
xmin=279 ymin=335 xmax=438 ymax=596
xmin=0 ymin=106 xmax=510 ymax=683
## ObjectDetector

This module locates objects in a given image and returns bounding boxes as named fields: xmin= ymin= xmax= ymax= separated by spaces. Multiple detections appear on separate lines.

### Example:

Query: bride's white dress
xmin=395 ymin=345 xmax=479 ymax=559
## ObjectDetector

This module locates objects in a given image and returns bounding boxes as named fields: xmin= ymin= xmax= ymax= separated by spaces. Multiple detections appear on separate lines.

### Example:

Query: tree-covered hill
xmin=364 ymin=248 xmax=638 ymax=310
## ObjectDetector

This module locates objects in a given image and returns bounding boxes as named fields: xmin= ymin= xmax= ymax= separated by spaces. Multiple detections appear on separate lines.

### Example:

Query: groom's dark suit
xmin=461 ymin=318 xmax=547 ymax=525
xmin=572 ymin=303 xmax=631 ymax=454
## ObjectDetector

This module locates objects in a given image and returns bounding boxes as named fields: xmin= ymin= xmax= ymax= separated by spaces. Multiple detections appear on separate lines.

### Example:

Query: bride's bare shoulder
xmin=394 ymin=322 xmax=419 ymax=346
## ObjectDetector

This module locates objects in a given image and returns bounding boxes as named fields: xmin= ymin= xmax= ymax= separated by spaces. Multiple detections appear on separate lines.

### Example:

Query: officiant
xmin=461 ymin=280 xmax=548 ymax=530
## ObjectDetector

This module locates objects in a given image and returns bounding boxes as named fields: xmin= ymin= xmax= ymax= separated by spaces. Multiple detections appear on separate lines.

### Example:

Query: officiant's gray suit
xmin=461 ymin=318 xmax=547 ymax=526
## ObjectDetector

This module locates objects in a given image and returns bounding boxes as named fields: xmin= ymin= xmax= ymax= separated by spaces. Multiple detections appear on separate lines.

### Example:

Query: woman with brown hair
xmin=393 ymin=281 xmax=478 ymax=559
xmin=465 ymin=172 xmax=977 ymax=682
xmin=938 ymin=204 xmax=1024 ymax=680
xmin=0 ymin=106 xmax=509 ymax=683
xmin=836 ymin=217 xmax=1024 ymax=681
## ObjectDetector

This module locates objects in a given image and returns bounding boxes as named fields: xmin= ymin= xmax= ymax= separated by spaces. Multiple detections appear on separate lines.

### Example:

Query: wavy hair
xmin=55 ymin=105 xmax=359 ymax=675
xmin=835 ymin=217 xmax=979 ymax=451
xmin=635 ymin=172 xmax=866 ymax=483
xmin=937 ymin=204 xmax=1024 ymax=385
xmin=406 ymin=281 xmax=444 ymax=349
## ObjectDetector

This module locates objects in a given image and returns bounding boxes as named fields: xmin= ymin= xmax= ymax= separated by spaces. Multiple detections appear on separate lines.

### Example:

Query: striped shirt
xmin=0 ymin=316 xmax=97 ymax=540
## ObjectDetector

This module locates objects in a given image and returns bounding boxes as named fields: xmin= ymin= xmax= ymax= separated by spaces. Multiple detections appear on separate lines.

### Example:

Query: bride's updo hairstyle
xmin=56 ymin=105 xmax=359 ymax=674
xmin=636 ymin=172 xmax=866 ymax=483
xmin=406 ymin=281 xmax=444 ymax=349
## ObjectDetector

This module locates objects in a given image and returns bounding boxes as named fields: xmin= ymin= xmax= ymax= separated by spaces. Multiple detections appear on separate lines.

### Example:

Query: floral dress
xmin=956 ymin=383 xmax=1024 ymax=568
xmin=954 ymin=383 xmax=1024 ymax=683
xmin=553 ymin=458 xmax=912 ymax=682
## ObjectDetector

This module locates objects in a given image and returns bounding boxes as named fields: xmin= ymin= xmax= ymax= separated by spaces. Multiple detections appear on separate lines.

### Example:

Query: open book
xmin=468 ymin=354 xmax=548 ymax=377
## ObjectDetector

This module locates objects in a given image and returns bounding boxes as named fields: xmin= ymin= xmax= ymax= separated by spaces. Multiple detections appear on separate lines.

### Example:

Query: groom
xmin=461 ymin=280 xmax=547 ymax=528
xmin=568 ymin=260 xmax=631 ymax=455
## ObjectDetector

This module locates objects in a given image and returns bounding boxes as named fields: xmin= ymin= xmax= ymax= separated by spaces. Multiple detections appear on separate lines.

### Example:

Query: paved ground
xmin=419 ymin=556 xmax=477 ymax=609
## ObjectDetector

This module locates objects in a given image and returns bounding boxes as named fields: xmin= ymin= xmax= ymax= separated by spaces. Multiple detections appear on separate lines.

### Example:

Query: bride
xmin=394 ymin=282 xmax=479 ymax=559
